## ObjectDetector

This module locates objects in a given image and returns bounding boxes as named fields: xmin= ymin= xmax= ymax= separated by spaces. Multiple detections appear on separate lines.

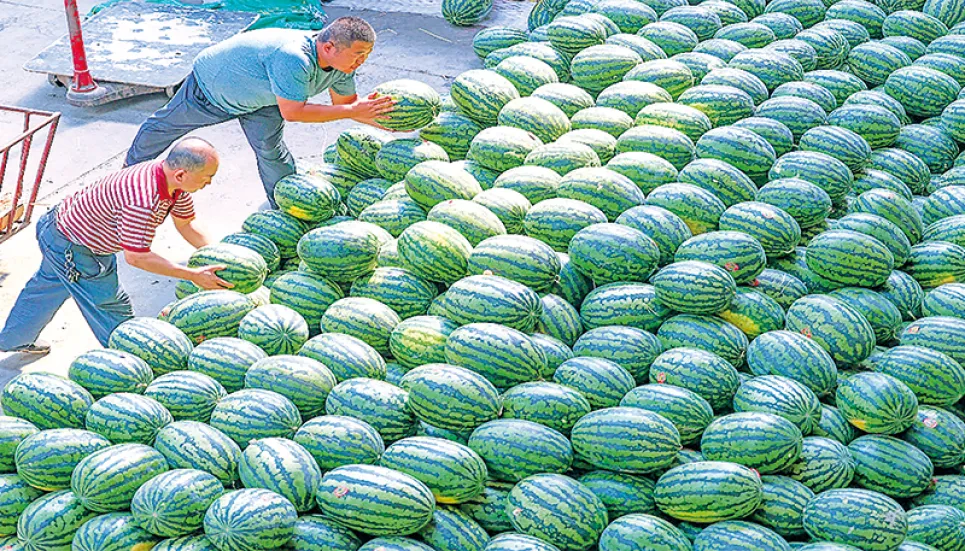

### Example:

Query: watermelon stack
xmin=5 ymin=0 xmax=965 ymax=549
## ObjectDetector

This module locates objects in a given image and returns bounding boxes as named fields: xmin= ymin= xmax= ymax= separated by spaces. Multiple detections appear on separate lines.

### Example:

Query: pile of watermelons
xmin=3 ymin=0 xmax=965 ymax=549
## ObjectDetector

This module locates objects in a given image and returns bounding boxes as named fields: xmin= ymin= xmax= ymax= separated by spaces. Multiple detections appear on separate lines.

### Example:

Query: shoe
xmin=4 ymin=341 xmax=50 ymax=355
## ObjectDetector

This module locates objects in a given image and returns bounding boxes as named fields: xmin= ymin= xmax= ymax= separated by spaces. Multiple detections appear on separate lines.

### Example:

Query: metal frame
xmin=0 ymin=106 xmax=60 ymax=243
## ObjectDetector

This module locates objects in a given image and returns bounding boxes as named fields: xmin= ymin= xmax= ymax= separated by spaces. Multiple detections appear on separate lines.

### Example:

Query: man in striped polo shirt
xmin=0 ymin=138 xmax=230 ymax=354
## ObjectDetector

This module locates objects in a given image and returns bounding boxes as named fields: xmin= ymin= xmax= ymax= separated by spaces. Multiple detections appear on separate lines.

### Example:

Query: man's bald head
xmin=163 ymin=137 xmax=219 ymax=193
xmin=165 ymin=137 xmax=218 ymax=172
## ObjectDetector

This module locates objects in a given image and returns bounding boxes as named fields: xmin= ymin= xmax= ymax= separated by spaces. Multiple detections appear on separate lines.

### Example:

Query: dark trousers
xmin=125 ymin=72 xmax=296 ymax=206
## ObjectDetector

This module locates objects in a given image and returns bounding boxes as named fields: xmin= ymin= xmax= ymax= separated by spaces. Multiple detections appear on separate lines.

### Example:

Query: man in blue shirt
xmin=124 ymin=17 xmax=394 ymax=206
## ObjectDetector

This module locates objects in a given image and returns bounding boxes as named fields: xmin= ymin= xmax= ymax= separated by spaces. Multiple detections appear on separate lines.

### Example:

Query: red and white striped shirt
xmin=56 ymin=161 xmax=195 ymax=255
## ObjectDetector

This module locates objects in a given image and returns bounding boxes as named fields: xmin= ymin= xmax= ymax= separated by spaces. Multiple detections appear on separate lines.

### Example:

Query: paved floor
xmin=0 ymin=0 xmax=526 ymax=383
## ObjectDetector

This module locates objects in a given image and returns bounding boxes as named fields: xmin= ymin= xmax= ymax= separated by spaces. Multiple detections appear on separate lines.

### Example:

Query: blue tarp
xmin=89 ymin=0 xmax=328 ymax=30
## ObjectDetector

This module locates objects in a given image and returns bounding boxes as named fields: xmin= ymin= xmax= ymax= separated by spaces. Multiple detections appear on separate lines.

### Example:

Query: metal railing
xmin=0 ymin=106 xmax=60 ymax=243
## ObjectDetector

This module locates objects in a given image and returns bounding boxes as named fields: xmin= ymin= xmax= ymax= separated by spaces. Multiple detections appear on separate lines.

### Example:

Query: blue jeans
xmin=124 ymin=72 xmax=295 ymax=206
xmin=0 ymin=210 xmax=134 ymax=349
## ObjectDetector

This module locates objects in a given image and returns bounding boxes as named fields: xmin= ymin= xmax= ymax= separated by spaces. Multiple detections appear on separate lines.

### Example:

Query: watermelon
xmin=16 ymin=490 xmax=99 ymax=551
xmin=242 ymin=210 xmax=309 ymax=259
xmin=84 ymin=393 xmax=172 ymax=445
xmin=203 ymin=488 xmax=297 ymax=551
xmin=498 ymin=97 xmax=571 ymax=144
xmin=677 ymin=158 xmax=757 ymax=207
xmin=634 ymin=102 xmax=713 ymax=143
xmin=443 ymin=275 xmax=542 ymax=333
xmin=507 ymin=474 xmax=608 ymax=551
xmin=651 ymin=260 xmax=737 ymax=314
xmin=922 ymin=282 xmax=965 ymax=318
xmin=468 ymin=419 xmax=572 ymax=482
xmin=376 ymin=139 xmax=449 ymax=183
xmin=166 ymin=290 xmax=256 ymax=345
xmin=532 ymin=83 xmax=595 ymax=118
xmin=238 ymin=437 xmax=321 ymax=512
xmin=400 ymin=363 xmax=501 ymax=431
xmin=715 ymin=23 xmax=777 ymax=48
xmin=221 ymin=232 xmax=281 ymax=273
xmin=14 ymin=428 xmax=110 ymax=491
xmin=144 ymin=371 xmax=226 ymax=423
xmin=570 ymin=406 xmax=681 ymax=474
xmin=286 ymin=515 xmax=364 ymax=551
xmin=237 ymin=304 xmax=308 ymax=355
xmin=273 ymin=173 xmax=341 ymax=224
xmin=67 ymin=349 xmax=154 ymax=399
xmin=554 ymin=356 xmax=635 ymax=409
xmin=700 ymin=412 xmax=804 ymax=473
xmin=848 ymin=435 xmax=934 ymax=498
xmin=836 ymin=372 xmax=919 ymax=434
xmin=900 ymin=315 xmax=965 ymax=366
xmin=751 ymin=269 xmax=809 ymax=310
xmin=317 ymin=464 xmax=435 ymax=535
xmin=442 ymin=0 xmax=492 ymax=25
xmin=501 ymin=382 xmax=591 ymax=435
xmin=445 ymin=323 xmax=545 ymax=388
xmin=620 ymin=384 xmax=713 ymax=445
xmin=571 ymin=107 xmax=634 ymax=139
xmin=617 ymin=125 xmax=695 ymax=171
xmin=389 ymin=315 xmax=456 ymax=370
xmin=624 ymin=59 xmax=696 ymax=100
xmin=299 ymin=332 xmax=386 ymax=382
xmin=733 ymin=375 xmax=821 ymax=433
xmin=674 ymin=230 xmax=767 ymax=284
xmin=130 ymin=468 xmax=224 ymax=537
xmin=691 ymin=521 xmax=791 ymax=551
xmin=784 ymin=294 xmax=877 ymax=366
xmin=885 ymin=66 xmax=961 ymax=118
xmin=873 ymin=345 xmax=965 ymax=406
xmin=569 ymin=223 xmax=659 ymax=285
xmin=638 ymin=21 xmax=699 ymax=56
xmin=418 ymin=507 xmax=489 ymax=551
xmin=70 ymin=512 xmax=161 ymax=551
xmin=805 ymin=230 xmax=895 ymax=287
xmin=269 ymin=271 xmax=343 ymax=330
xmin=654 ymin=461 xmax=764 ymax=523
xmin=904 ymin=241 xmax=965 ymax=288
xmin=645 ymin=182 xmax=726 ymax=235
xmin=719 ymin=202 xmax=800 ymax=259
xmin=294 ymin=415 xmax=384 ymax=471
xmin=373 ymin=80 xmax=441 ymax=131
xmin=398 ymin=221 xmax=473 ymax=286
xmin=472 ymin=27 xmax=529 ymax=59
xmin=729 ymin=49 xmax=805 ymax=91
xmin=572 ymin=326 xmax=664 ymax=384
xmin=523 ymin=197 xmax=607 ymax=252
xmin=647 ymin=347 xmax=740 ymax=411
xmin=153 ymin=421 xmax=242 ymax=484
xmin=427 ymin=200 xmax=506 ymax=247
xmin=656 ymin=314 xmax=749 ymax=368
xmin=803 ymin=489 xmax=907 ymax=551
xmin=380 ymin=436 xmax=486 ymax=504
xmin=325 ymin=378 xmax=415 ymax=443
xmin=905 ymin=505 xmax=965 ymax=551
xmin=70 ymin=443 xmax=169 ymax=512
xmin=556 ymin=129 xmax=618 ymax=165
xmin=598 ymin=514 xmax=690 ymax=551
xmin=1 ymin=372 xmax=92 ymax=431
xmin=751 ymin=475 xmax=815 ymax=538
xmin=596 ymin=81 xmax=672 ymax=118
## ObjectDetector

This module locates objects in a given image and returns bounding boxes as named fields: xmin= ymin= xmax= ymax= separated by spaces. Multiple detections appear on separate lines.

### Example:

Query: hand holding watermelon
xmin=191 ymin=264 xmax=234 ymax=290
xmin=351 ymin=92 xmax=396 ymax=130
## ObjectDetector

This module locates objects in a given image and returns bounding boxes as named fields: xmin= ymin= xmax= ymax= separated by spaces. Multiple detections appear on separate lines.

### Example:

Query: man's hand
xmin=191 ymin=265 xmax=234 ymax=290
xmin=350 ymin=92 xmax=396 ymax=128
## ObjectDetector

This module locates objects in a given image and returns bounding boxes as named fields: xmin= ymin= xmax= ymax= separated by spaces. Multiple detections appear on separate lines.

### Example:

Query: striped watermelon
xmin=442 ymin=0 xmax=492 ymax=25
xmin=507 ymin=474 xmax=609 ymax=551
xmin=389 ymin=315 xmax=456 ymax=369
xmin=656 ymin=314 xmax=749 ymax=368
xmin=427 ymin=200 xmax=506 ymax=247
xmin=405 ymin=161 xmax=482 ymax=213
xmin=472 ymin=27 xmax=528 ymax=59
xmin=674 ymin=230 xmax=767 ymax=284
xmin=317 ymin=464 xmax=434 ymax=535
xmin=418 ymin=507 xmax=489 ymax=551
xmin=203 ymin=488 xmax=297 ymax=551
xmin=922 ymin=282 xmax=965 ymax=318
xmin=287 ymin=515 xmax=363 ymax=551
xmin=651 ymin=260 xmax=737 ymax=314
xmin=873 ymin=345 xmax=965 ymax=406
xmin=805 ymin=230 xmax=895 ymax=287
xmin=443 ymin=275 xmax=542 ymax=332
xmin=554 ymin=356 xmax=635 ymax=409
xmin=14 ymin=428 xmax=110 ymax=491
xmin=501 ymin=382 xmax=591 ymax=435
xmin=905 ymin=505 xmax=965 ymax=551
xmin=16 ymin=490 xmax=99 ymax=551
xmin=620 ymin=384 xmax=712 ymax=445
xmin=900 ymin=315 xmax=965 ymax=366
xmin=400 ymin=363 xmax=500 ymax=431
xmin=784 ymin=294 xmax=877 ymax=366
xmin=242 ymin=209 xmax=309 ymax=259
xmin=752 ymin=475 xmax=815 ymax=538
xmin=245 ymin=355 xmax=335 ymax=419
xmin=618 ymin=125 xmax=696 ymax=171
xmin=467 ymin=419 xmax=573 ymax=482
xmin=144 ymin=371 xmax=225 ymax=423
xmin=380 ymin=436 xmax=486 ymax=504
xmin=84 ymin=393 xmax=171 ymax=445
xmin=70 ymin=443 xmax=169 ymax=512
xmin=293 ymin=415 xmax=384 ymax=471
xmin=130 ymin=468 xmax=224 ymax=537
xmin=718 ymin=288 xmax=787 ymax=339
xmin=886 ymin=66 xmax=961 ymax=118
xmin=0 ymin=417 xmax=38 ymax=473
xmin=692 ymin=520 xmax=790 ymax=551
xmin=578 ymin=472 xmax=656 ymax=520
xmin=648 ymin=347 xmax=740 ymax=411
xmin=733 ymin=375 xmax=822 ymax=433
xmin=152 ymin=535 xmax=220 ymax=550
xmin=803 ymin=489 xmax=907 ymax=551
xmin=700 ymin=412 xmax=804 ymax=473
xmin=569 ymin=223 xmax=659 ymax=285
xmin=751 ymin=269 xmax=809 ymax=310
xmin=325 ymin=378 xmax=416 ymax=444
xmin=397 ymin=221 xmax=472 ymax=286
xmin=596 ymin=81 xmax=672 ymax=119
xmin=335 ymin=126 xmax=390 ymax=178
xmin=848 ymin=435 xmax=934 ymax=498
xmin=68 ymin=349 xmax=154 ymax=399
xmin=237 ymin=304 xmax=308 ymax=356
xmin=107 ymin=318 xmax=193 ymax=375
xmin=654 ymin=461 xmax=764 ymax=523
xmin=836 ymin=372 xmax=919 ymax=434
xmin=570 ymin=407 xmax=680 ymax=474
xmin=373 ymin=80 xmax=441 ymax=131
xmin=812 ymin=405 xmax=856 ymax=445
xmin=634 ymin=102 xmax=712 ymax=143
xmin=570 ymin=44 xmax=643 ymax=93
xmin=238 ymin=437 xmax=321 ymax=512
xmin=320 ymin=296 xmax=400 ymax=356
xmin=70 ymin=513 xmax=161 ymax=551
xmin=186 ymin=336 xmax=266 ymax=394
xmin=571 ymin=107 xmax=634 ymax=139
xmin=485 ymin=533 xmax=560 ymax=551
xmin=615 ymin=205 xmax=691 ymax=265
xmin=468 ymin=235 xmax=560 ymax=292
xmin=446 ymin=323 xmax=545 ymax=388
xmin=523 ymin=197 xmax=607 ymax=252
xmin=273 ymin=173 xmax=341 ymax=224
xmin=297 ymin=221 xmax=385 ymax=282
xmin=154 ymin=421 xmax=242 ymax=484
xmin=419 ymin=113 xmax=483 ymax=162
xmin=572 ymin=326 xmax=664 ymax=384
xmin=493 ymin=166 xmax=561 ymax=204
xmin=376 ymin=139 xmax=449 ymax=183
xmin=786 ymin=436 xmax=856 ymax=494
xmin=905 ymin=241 xmax=965 ymax=288
xmin=1 ymin=372 xmax=92 ymax=430
xmin=299 ymin=332 xmax=386 ymax=382
xmin=269 ymin=270 xmax=343 ymax=329
xmin=166 ymin=290 xmax=255 ymax=345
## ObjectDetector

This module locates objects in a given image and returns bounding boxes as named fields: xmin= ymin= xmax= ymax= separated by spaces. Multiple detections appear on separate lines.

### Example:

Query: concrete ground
xmin=0 ymin=0 xmax=527 ymax=384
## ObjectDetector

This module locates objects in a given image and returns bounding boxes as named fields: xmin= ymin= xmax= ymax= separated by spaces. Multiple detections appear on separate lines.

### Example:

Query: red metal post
xmin=64 ymin=0 xmax=97 ymax=93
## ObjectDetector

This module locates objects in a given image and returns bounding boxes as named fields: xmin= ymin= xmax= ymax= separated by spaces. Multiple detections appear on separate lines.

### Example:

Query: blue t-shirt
xmin=193 ymin=29 xmax=357 ymax=116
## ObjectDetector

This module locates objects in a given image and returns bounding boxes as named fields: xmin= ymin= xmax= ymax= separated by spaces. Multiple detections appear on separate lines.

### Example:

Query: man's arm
xmin=124 ymin=250 xmax=233 ymax=290
xmin=276 ymin=93 xmax=395 ymax=126
xmin=173 ymin=216 xmax=215 ymax=249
